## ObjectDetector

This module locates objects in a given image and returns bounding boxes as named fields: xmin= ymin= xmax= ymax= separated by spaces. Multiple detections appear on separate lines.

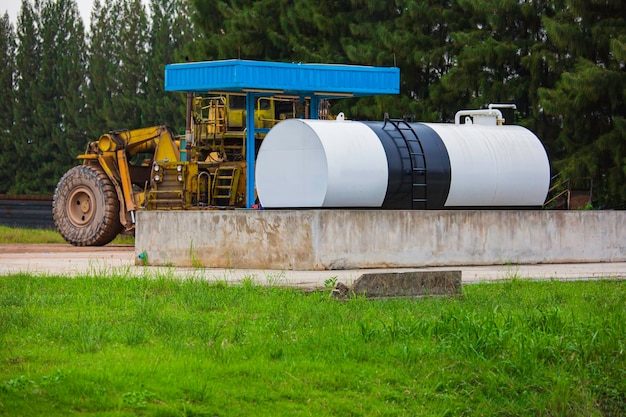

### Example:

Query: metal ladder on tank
xmin=384 ymin=119 xmax=428 ymax=209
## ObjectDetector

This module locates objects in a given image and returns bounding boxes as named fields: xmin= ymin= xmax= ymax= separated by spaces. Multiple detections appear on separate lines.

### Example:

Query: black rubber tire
xmin=52 ymin=165 xmax=123 ymax=246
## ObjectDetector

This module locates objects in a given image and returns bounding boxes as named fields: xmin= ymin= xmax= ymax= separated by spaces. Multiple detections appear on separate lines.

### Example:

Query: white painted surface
xmin=255 ymin=119 xmax=388 ymax=207
xmin=425 ymin=124 xmax=550 ymax=207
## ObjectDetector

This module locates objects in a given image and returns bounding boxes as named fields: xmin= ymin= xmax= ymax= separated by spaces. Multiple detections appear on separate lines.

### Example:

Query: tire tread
xmin=52 ymin=165 xmax=123 ymax=246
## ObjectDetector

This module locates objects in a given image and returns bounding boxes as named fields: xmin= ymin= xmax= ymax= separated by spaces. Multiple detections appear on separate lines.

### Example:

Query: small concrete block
xmin=331 ymin=281 xmax=350 ymax=299
xmin=341 ymin=270 xmax=462 ymax=299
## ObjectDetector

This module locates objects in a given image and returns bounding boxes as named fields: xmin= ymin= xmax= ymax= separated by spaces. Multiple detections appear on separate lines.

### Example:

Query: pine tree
xmin=48 ymin=0 xmax=87 ymax=189
xmin=115 ymin=0 xmax=149 ymax=128
xmin=187 ymin=0 xmax=464 ymax=120
xmin=85 ymin=0 xmax=120 ymax=136
xmin=16 ymin=0 xmax=87 ymax=195
xmin=144 ymin=0 xmax=198 ymax=132
xmin=189 ymin=0 xmax=412 ymax=118
xmin=539 ymin=0 xmax=626 ymax=207
xmin=191 ymin=0 xmax=282 ymax=61
xmin=11 ymin=0 xmax=41 ymax=194
xmin=86 ymin=0 xmax=149 ymax=133
xmin=424 ymin=0 xmax=563 ymax=123
xmin=0 ymin=12 xmax=16 ymax=193
xmin=341 ymin=0 xmax=469 ymax=120
xmin=137 ymin=0 xmax=626 ymax=210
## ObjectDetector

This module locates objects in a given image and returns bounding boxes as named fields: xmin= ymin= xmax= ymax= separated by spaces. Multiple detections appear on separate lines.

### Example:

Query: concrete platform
xmin=135 ymin=210 xmax=626 ymax=270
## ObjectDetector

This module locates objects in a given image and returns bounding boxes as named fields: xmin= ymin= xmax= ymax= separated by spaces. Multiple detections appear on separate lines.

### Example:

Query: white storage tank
xmin=255 ymin=113 xmax=550 ymax=209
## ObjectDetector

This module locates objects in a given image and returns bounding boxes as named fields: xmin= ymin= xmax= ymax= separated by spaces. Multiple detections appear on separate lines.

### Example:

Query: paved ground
xmin=1 ymin=244 xmax=625 ymax=288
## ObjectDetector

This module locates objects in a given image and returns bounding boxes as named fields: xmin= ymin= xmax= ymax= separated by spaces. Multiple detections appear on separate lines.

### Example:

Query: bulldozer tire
xmin=53 ymin=165 xmax=123 ymax=246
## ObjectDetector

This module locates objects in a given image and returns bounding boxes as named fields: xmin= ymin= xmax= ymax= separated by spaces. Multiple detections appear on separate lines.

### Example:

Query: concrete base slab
xmin=136 ymin=210 xmax=626 ymax=270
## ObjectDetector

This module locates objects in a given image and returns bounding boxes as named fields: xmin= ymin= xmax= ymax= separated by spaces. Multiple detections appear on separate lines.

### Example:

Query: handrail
xmin=544 ymin=188 xmax=570 ymax=209
xmin=543 ymin=175 xmax=571 ymax=209
xmin=195 ymin=171 xmax=211 ymax=207
xmin=548 ymin=176 xmax=570 ymax=194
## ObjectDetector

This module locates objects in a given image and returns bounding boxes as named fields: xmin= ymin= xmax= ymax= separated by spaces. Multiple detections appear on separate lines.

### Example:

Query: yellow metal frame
xmin=72 ymin=95 xmax=305 ymax=226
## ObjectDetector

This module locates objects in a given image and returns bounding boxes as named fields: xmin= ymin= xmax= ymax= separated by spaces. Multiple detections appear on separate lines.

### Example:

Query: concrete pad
xmin=333 ymin=270 xmax=462 ymax=299
xmin=136 ymin=210 xmax=626 ymax=270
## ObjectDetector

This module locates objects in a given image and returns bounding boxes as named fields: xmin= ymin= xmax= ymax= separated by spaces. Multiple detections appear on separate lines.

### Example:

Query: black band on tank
xmin=362 ymin=121 xmax=451 ymax=209
xmin=407 ymin=123 xmax=451 ymax=209
xmin=362 ymin=122 xmax=410 ymax=208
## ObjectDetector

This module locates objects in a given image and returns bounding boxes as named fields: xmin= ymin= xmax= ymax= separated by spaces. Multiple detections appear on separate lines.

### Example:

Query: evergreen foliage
xmin=0 ymin=13 xmax=16 ymax=193
xmin=186 ymin=0 xmax=626 ymax=208
xmin=85 ymin=0 xmax=119 ymax=138
xmin=115 ymin=0 xmax=149 ymax=128
xmin=143 ymin=0 xmax=198 ymax=132
xmin=539 ymin=0 xmax=626 ymax=207
xmin=26 ymin=0 xmax=87 ymax=194
xmin=11 ymin=0 xmax=41 ymax=194
xmin=1 ymin=0 xmax=625 ymax=207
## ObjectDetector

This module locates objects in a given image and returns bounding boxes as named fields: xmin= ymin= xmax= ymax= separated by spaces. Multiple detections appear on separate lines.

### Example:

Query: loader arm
xmin=78 ymin=125 xmax=181 ymax=230
xmin=96 ymin=125 xmax=181 ymax=161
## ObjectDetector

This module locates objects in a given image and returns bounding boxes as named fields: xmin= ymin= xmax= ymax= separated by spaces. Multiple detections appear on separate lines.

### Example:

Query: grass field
xmin=0 ymin=225 xmax=134 ymax=245
xmin=1 ymin=273 xmax=624 ymax=416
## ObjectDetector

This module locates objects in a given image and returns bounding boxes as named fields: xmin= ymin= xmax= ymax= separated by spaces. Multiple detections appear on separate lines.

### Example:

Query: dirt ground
xmin=1 ymin=243 xmax=625 ymax=288
xmin=0 ymin=243 xmax=133 ymax=254
xmin=0 ymin=243 xmax=136 ymax=278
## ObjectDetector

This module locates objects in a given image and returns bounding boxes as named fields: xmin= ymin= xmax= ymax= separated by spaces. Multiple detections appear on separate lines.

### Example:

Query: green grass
xmin=0 ymin=225 xmax=134 ymax=245
xmin=0 ymin=274 xmax=624 ymax=416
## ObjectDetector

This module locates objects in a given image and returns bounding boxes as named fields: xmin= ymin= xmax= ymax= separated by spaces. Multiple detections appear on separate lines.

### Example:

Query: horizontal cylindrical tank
xmin=255 ymin=118 xmax=550 ymax=209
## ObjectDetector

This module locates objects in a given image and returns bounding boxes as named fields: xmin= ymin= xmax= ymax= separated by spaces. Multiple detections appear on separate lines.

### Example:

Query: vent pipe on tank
xmin=454 ymin=103 xmax=517 ymax=126
xmin=455 ymin=109 xmax=503 ymax=125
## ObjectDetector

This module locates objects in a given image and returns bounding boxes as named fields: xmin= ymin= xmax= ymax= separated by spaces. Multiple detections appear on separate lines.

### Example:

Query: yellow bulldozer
xmin=52 ymin=94 xmax=316 ymax=246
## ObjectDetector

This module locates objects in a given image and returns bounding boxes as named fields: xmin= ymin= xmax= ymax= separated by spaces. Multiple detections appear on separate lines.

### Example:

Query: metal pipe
xmin=454 ymin=109 xmax=503 ymax=125
xmin=488 ymin=103 xmax=517 ymax=110
xmin=245 ymin=92 xmax=257 ymax=208
xmin=184 ymin=93 xmax=193 ymax=162
xmin=185 ymin=93 xmax=193 ymax=133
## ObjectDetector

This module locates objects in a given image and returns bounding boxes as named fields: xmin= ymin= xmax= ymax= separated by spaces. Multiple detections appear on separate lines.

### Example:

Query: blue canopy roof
xmin=164 ymin=59 xmax=400 ymax=97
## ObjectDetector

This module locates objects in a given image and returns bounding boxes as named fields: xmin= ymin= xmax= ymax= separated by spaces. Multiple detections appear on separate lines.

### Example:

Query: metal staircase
xmin=211 ymin=166 xmax=241 ymax=206
xmin=145 ymin=166 xmax=184 ymax=209
xmin=543 ymin=174 xmax=593 ymax=209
